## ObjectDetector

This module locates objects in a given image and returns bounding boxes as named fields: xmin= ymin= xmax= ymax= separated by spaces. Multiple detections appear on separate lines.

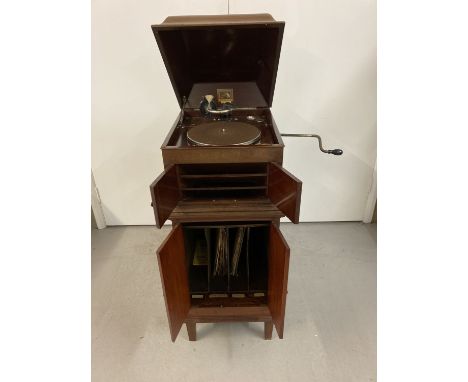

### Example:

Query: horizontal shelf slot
xmin=179 ymin=163 xmax=268 ymax=176
xmin=181 ymin=190 xmax=268 ymax=200
xmin=181 ymin=177 xmax=266 ymax=189
xmin=182 ymin=186 xmax=267 ymax=191
xmin=180 ymin=173 xmax=267 ymax=179
xmin=184 ymin=223 xmax=270 ymax=229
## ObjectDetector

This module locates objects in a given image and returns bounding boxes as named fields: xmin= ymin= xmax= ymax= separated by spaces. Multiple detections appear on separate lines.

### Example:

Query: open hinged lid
xmin=151 ymin=14 xmax=285 ymax=108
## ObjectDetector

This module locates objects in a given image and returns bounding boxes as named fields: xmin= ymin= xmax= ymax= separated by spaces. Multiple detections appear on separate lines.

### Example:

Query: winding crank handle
xmin=280 ymin=133 xmax=343 ymax=155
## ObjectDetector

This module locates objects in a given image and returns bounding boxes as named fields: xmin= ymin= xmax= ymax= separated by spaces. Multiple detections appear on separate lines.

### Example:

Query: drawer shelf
xmin=150 ymin=162 xmax=302 ymax=227
xmin=170 ymin=198 xmax=283 ymax=223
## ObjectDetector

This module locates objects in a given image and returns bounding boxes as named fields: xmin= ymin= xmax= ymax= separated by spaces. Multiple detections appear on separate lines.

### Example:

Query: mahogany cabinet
xmin=150 ymin=14 xmax=302 ymax=341
xmin=157 ymin=222 xmax=290 ymax=341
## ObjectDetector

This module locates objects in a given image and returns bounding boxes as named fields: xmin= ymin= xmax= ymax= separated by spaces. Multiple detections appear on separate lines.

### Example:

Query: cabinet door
xmin=267 ymin=163 xmax=302 ymax=223
xmin=150 ymin=164 xmax=180 ymax=228
xmin=267 ymin=224 xmax=290 ymax=339
xmin=156 ymin=224 xmax=190 ymax=342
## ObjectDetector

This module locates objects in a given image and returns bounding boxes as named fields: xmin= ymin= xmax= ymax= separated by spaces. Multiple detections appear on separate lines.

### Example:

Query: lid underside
xmin=152 ymin=14 xmax=285 ymax=108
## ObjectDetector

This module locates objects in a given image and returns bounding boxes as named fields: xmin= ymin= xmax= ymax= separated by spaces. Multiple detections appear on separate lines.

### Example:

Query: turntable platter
xmin=187 ymin=122 xmax=261 ymax=146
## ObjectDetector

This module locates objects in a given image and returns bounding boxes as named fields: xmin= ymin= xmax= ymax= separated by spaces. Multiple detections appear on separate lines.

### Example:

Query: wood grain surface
xmin=150 ymin=164 xmax=180 ymax=228
xmin=267 ymin=224 xmax=290 ymax=339
xmin=156 ymin=225 xmax=190 ymax=341
xmin=267 ymin=162 xmax=302 ymax=223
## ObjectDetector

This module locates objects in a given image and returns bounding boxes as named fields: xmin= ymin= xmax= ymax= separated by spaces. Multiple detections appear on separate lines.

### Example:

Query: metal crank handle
xmin=280 ymin=133 xmax=343 ymax=155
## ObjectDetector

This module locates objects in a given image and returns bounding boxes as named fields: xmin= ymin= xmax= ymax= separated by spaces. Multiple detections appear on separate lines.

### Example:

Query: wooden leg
xmin=186 ymin=322 xmax=196 ymax=341
xmin=264 ymin=321 xmax=273 ymax=340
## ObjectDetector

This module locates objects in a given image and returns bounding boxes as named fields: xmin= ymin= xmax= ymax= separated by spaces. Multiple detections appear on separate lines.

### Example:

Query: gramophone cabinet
xmin=150 ymin=14 xmax=302 ymax=342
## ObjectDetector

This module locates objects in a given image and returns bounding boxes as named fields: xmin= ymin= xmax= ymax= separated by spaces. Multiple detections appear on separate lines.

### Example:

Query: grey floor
xmin=92 ymin=223 xmax=376 ymax=382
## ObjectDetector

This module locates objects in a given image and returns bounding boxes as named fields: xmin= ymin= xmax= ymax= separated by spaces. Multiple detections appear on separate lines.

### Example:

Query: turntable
xmin=187 ymin=121 xmax=261 ymax=146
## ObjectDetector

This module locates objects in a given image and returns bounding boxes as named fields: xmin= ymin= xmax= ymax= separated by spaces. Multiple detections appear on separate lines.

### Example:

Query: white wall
xmin=92 ymin=0 xmax=376 ymax=225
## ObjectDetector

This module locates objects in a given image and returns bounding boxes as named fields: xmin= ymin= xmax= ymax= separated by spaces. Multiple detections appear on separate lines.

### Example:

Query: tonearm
xmin=200 ymin=95 xmax=234 ymax=116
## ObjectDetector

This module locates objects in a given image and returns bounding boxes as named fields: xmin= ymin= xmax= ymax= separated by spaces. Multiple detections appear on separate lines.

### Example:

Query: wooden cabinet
xmin=150 ymin=14 xmax=301 ymax=341
xmin=157 ymin=222 xmax=290 ymax=341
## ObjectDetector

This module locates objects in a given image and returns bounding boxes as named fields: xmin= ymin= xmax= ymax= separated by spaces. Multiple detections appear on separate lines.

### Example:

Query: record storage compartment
xmin=184 ymin=223 xmax=269 ymax=304
xmin=157 ymin=220 xmax=292 ymax=342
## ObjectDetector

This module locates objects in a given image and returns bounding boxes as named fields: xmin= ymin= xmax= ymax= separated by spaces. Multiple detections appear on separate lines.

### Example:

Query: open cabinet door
xmin=150 ymin=164 xmax=180 ymax=228
xmin=156 ymin=224 xmax=190 ymax=342
xmin=267 ymin=163 xmax=302 ymax=223
xmin=267 ymin=224 xmax=290 ymax=339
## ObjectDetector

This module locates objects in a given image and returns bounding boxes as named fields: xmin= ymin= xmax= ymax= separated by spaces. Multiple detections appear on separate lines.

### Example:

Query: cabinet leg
xmin=186 ymin=322 xmax=196 ymax=341
xmin=264 ymin=321 xmax=273 ymax=340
